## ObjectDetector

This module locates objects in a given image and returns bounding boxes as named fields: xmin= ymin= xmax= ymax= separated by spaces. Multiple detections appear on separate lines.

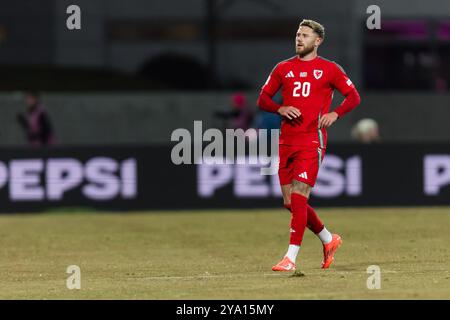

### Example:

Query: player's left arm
xmin=318 ymin=64 xmax=361 ymax=128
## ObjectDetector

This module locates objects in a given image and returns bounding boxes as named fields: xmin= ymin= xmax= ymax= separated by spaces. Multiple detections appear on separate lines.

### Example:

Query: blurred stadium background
xmin=0 ymin=0 xmax=449 ymax=299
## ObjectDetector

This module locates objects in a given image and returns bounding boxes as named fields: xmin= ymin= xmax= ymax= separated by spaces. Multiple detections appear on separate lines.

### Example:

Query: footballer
xmin=257 ymin=19 xmax=361 ymax=271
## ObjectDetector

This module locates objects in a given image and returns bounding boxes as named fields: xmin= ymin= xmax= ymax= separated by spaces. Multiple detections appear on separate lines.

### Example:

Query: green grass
xmin=0 ymin=207 xmax=449 ymax=299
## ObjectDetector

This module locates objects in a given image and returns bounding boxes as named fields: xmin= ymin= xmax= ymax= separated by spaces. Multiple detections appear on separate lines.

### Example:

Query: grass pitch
xmin=0 ymin=207 xmax=449 ymax=299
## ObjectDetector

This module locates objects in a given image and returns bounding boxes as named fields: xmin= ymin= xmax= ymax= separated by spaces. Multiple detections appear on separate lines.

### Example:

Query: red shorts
xmin=278 ymin=144 xmax=326 ymax=187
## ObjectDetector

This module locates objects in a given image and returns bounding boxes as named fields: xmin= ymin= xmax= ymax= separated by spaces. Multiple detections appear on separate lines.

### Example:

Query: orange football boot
xmin=272 ymin=256 xmax=296 ymax=271
xmin=321 ymin=234 xmax=343 ymax=269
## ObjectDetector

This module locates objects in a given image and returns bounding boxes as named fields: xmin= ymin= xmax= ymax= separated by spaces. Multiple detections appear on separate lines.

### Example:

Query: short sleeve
xmin=261 ymin=64 xmax=282 ymax=96
xmin=331 ymin=63 xmax=355 ymax=96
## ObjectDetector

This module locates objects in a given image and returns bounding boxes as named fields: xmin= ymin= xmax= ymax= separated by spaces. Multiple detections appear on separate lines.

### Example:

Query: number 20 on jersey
xmin=293 ymin=81 xmax=311 ymax=97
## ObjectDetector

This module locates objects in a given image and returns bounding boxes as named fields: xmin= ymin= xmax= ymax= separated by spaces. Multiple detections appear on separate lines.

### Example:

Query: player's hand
xmin=278 ymin=106 xmax=301 ymax=120
xmin=319 ymin=112 xmax=339 ymax=128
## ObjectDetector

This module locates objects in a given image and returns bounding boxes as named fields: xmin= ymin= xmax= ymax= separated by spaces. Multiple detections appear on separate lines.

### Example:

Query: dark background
xmin=0 ymin=0 xmax=449 ymax=211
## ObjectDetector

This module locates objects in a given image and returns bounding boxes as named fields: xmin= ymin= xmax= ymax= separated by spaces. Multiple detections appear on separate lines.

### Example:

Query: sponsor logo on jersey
xmin=285 ymin=71 xmax=295 ymax=78
xmin=313 ymin=69 xmax=323 ymax=79
xmin=300 ymin=72 xmax=308 ymax=77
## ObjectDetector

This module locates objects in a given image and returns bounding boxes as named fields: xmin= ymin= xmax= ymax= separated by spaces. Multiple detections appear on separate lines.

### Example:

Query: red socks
xmin=306 ymin=205 xmax=324 ymax=234
xmin=290 ymin=193 xmax=308 ymax=246
xmin=284 ymin=202 xmax=324 ymax=235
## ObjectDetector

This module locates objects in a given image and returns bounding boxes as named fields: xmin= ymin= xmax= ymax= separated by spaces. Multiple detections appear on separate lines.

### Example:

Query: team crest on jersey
xmin=313 ymin=69 xmax=323 ymax=79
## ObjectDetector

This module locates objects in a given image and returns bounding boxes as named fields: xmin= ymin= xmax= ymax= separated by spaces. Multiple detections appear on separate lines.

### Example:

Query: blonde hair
xmin=299 ymin=19 xmax=325 ymax=39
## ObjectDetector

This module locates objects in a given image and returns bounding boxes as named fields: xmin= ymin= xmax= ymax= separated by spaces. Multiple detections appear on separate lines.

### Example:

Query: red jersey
xmin=261 ymin=55 xmax=356 ymax=147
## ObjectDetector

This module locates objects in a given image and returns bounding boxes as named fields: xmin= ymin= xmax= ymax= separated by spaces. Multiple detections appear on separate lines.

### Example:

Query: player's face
xmin=295 ymin=26 xmax=321 ymax=56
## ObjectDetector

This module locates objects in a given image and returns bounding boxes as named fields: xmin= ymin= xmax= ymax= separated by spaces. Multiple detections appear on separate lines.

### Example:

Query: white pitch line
xmin=130 ymin=273 xmax=283 ymax=281
xmin=128 ymin=270 xmax=399 ymax=281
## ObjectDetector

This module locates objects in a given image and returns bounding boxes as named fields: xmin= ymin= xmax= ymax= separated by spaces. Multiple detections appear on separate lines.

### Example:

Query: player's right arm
xmin=257 ymin=64 xmax=301 ymax=120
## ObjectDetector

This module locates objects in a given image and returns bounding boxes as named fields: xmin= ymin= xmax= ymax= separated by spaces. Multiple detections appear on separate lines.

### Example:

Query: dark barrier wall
xmin=0 ymin=144 xmax=449 ymax=213
xmin=2 ymin=93 xmax=450 ymax=146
